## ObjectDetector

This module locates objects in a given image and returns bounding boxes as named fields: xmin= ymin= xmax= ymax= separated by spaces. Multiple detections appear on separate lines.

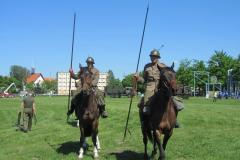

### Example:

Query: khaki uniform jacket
xmin=139 ymin=62 xmax=166 ymax=89
xmin=138 ymin=61 xmax=166 ymax=105
xmin=23 ymin=96 xmax=34 ymax=113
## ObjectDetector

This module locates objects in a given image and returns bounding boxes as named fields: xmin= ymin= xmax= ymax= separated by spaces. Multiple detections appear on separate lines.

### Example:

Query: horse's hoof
xmin=79 ymin=148 xmax=84 ymax=159
xmin=78 ymin=155 xmax=83 ymax=159
xmin=93 ymin=154 xmax=99 ymax=159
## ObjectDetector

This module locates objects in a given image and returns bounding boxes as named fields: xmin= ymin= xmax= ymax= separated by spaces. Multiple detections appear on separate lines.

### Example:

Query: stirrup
xmin=101 ymin=111 xmax=108 ymax=118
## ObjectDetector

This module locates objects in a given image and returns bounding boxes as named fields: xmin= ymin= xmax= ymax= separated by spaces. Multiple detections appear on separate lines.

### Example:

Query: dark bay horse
xmin=139 ymin=63 xmax=178 ymax=160
xmin=76 ymin=68 xmax=100 ymax=159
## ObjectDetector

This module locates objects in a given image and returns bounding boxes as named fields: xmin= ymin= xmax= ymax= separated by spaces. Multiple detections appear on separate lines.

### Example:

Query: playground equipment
xmin=193 ymin=71 xmax=209 ymax=96
xmin=193 ymin=71 xmax=223 ymax=98
xmin=0 ymin=83 xmax=18 ymax=98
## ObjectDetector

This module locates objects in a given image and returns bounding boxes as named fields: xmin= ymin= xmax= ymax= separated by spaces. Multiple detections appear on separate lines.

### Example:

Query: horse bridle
xmin=81 ymin=71 xmax=94 ymax=95
xmin=158 ymin=67 xmax=176 ymax=97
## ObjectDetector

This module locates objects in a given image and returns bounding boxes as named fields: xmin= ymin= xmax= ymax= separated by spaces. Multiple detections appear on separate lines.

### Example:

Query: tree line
xmin=107 ymin=50 xmax=240 ymax=95
xmin=0 ymin=65 xmax=57 ymax=94
xmin=176 ymin=50 xmax=240 ymax=92
xmin=1 ymin=50 xmax=239 ymax=95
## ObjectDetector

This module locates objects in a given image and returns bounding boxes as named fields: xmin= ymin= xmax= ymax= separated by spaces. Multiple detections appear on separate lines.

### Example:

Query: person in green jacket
xmin=17 ymin=92 xmax=36 ymax=132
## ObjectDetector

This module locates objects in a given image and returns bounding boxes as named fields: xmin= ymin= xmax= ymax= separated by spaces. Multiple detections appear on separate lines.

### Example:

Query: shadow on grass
xmin=56 ymin=141 xmax=79 ymax=155
xmin=110 ymin=150 xmax=144 ymax=160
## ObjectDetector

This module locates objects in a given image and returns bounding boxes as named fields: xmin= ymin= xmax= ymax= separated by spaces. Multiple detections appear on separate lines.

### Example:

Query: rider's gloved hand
xmin=69 ymin=68 xmax=74 ymax=78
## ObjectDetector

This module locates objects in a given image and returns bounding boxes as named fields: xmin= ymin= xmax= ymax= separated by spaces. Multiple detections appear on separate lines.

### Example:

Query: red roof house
xmin=26 ymin=73 xmax=44 ymax=85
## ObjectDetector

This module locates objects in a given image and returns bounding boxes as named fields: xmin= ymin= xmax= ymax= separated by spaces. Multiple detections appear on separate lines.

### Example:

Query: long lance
xmin=67 ymin=13 xmax=76 ymax=113
xmin=123 ymin=4 xmax=149 ymax=141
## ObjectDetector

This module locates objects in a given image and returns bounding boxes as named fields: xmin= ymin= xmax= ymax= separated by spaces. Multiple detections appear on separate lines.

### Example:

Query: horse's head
xmin=78 ymin=67 xmax=99 ymax=120
xmin=157 ymin=62 xmax=177 ymax=96
xmin=80 ymin=67 xmax=93 ymax=95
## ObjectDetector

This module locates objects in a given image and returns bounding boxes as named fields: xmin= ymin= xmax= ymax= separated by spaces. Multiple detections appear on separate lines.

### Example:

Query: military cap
xmin=149 ymin=49 xmax=160 ymax=58
xmin=86 ymin=57 xmax=95 ymax=64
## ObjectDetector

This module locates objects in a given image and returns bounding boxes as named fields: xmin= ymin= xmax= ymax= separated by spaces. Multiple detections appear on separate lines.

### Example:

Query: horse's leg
xmin=78 ymin=126 xmax=85 ymax=159
xmin=151 ymin=137 xmax=157 ymax=159
xmin=82 ymin=137 xmax=88 ymax=151
xmin=96 ymin=134 xmax=101 ymax=150
xmin=142 ymin=126 xmax=148 ymax=160
xmin=154 ymin=130 xmax=165 ymax=160
xmin=162 ymin=129 xmax=173 ymax=150
xmin=92 ymin=119 xmax=99 ymax=159
xmin=92 ymin=130 xmax=99 ymax=159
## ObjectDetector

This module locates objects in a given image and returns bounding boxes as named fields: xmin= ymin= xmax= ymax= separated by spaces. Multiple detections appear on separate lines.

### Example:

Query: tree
xmin=106 ymin=70 xmax=124 ymax=96
xmin=33 ymin=83 xmax=44 ymax=94
xmin=192 ymin=60 xmax=208 ymax=95
xmin=106 ymin=70 xmax=122 ymax=88
xmin=122 ymin=72 xmax=145 ymax=93
xmin=122 ymin=74 xmax=133 ymax=88
xmin=192 ymin=60 xmax=206 ymax=71
xmin=0 ymin=76 xmax=21 ymax=93
xmin=42 ymin=80 xmax=57 ymax=93
xmin=10 ymin=65 xmax=30 ymax=83
xmin=176 ymin=59 xmax=193 ymax=86
xmin=208 ymin=50 xmax=235 ymax=88
xmin=232 ymin=57 xmax=240 ymax=82
xmin=25 ymin=82 xmax=34 ymax=91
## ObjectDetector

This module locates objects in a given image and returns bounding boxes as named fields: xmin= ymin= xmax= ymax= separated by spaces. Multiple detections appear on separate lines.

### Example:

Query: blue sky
xmin=1 ymin=0 xmax=240 ymax=79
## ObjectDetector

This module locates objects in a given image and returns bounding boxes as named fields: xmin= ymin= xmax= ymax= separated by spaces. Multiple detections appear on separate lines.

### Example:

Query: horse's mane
xmin=160 ymin=66 xmax=176 ymax=74
xmin=154 ymin=65 xmax=177 ymax=104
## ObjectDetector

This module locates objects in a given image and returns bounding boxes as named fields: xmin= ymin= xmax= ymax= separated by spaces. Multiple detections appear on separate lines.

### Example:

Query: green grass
xmin=0 ymin=96 xmax=240 ymax=160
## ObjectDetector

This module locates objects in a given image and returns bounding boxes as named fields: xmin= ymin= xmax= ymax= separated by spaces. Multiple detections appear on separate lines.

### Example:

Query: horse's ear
xmin=171 ymin=62 xmax=174 ymax=69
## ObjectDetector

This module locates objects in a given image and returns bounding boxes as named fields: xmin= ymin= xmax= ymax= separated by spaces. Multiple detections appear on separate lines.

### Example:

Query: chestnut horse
xmin=76 ymin=68 xmax=100 ymax=159
xmin=139 ymin=63 xmax=178 ymax=160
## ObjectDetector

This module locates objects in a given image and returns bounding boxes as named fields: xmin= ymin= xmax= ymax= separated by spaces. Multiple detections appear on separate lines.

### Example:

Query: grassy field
xmin=0 ymin=96 xmax=239 ymax=160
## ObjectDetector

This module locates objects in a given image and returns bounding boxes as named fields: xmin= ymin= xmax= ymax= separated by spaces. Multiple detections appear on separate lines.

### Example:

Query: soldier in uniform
xmin=134 ymin=49 xmax=184 ymax=127
xmin=67 ymin=56 xmax=108 ymax=118
xmin=17 ymin=92 xmax=36 ymax=132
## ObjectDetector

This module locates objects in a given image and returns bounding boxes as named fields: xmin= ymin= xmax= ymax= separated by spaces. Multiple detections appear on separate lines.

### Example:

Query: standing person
xmin=134 ymin=49 xmax=184 ymax=127
xmin=67 ymin=56 xmax=108 ymax=118
xmin=17 ymin=92 xmax=36 ymax=132
xmin=213 ymin=91 xmax=218 ymax=102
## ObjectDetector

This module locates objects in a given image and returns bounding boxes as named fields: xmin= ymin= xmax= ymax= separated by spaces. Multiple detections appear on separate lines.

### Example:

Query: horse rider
xmin=67 ymin=56 xmax=108 ymax=118
xmin=17 ymin=92 xmax=36 ymax=132
xmin=134 ymin=49 xmax=184 ymax=127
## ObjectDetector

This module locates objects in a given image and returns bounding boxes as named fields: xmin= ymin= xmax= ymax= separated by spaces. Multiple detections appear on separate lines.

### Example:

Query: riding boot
xmin=99 ymin=105 xmax=108 ymax=118
xmin=175 ymin=121 xmax=181 ymax=128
